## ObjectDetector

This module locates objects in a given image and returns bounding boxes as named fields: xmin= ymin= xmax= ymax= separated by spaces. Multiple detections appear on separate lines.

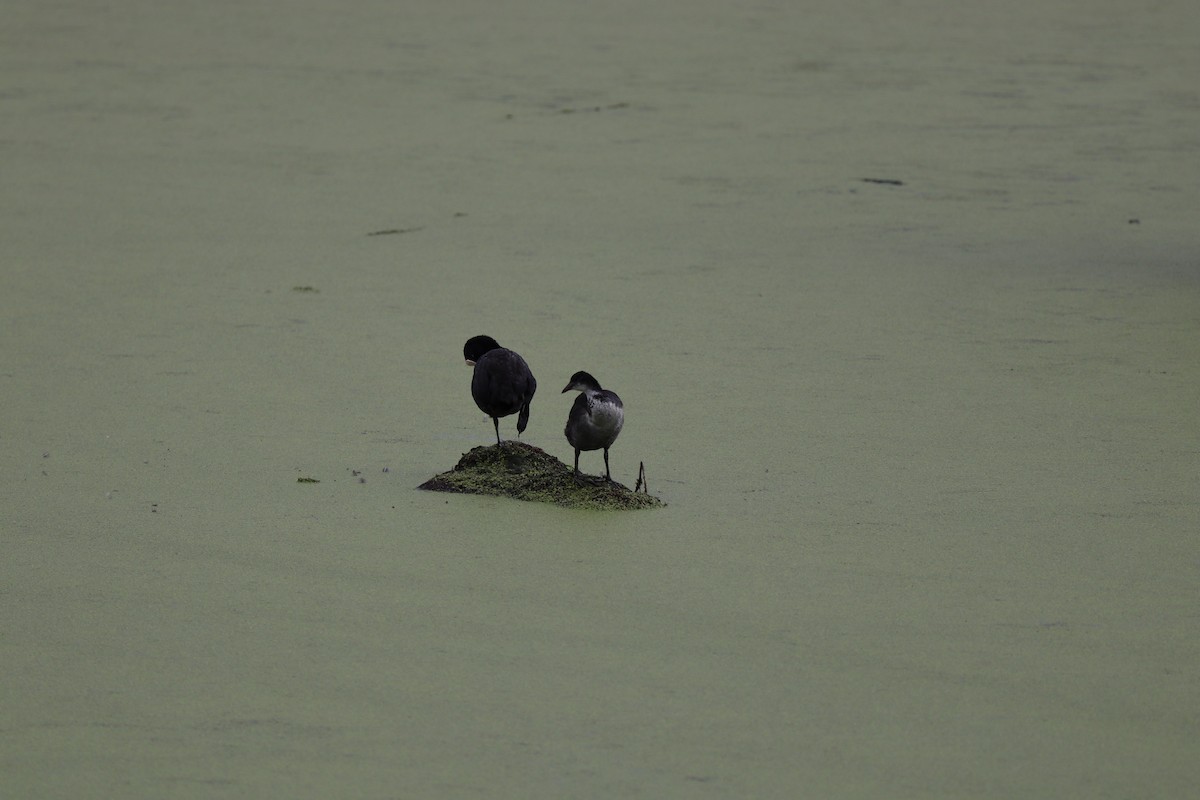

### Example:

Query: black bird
xmin=562 ymin=371 xmax=624 ymax=481
xmin=463 ymin=335 xmax=537 ymax=446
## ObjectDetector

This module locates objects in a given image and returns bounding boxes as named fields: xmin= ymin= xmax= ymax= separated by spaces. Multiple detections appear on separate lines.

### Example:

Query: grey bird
xmin=562 ymin=370 xmax=624 ymax=481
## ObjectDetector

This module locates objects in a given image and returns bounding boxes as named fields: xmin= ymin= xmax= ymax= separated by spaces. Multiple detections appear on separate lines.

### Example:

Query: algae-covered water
xmin=4 ymin=1 xmax=1199 ymax=797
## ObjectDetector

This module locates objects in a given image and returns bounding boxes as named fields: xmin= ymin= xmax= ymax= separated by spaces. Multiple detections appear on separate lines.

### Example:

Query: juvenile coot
xmin=463 ymin=335 xmax=537 ymax=446
xmin=561 ymin=370 xmax=624 ymax=481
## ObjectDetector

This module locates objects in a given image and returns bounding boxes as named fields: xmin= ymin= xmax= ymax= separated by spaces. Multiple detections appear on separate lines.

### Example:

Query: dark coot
xmin=463 ymin=335 xmax=537 ymax=446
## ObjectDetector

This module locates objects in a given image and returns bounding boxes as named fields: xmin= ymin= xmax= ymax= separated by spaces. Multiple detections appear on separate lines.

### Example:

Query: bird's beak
xmin=465 ymin=359 xmax=476 ymax=367
xmin=561 ymin=384 xmax=571 ymax=393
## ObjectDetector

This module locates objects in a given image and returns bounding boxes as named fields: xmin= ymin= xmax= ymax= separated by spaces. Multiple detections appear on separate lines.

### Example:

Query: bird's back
xmin=472 ymin=348 xmax=537 ymax=418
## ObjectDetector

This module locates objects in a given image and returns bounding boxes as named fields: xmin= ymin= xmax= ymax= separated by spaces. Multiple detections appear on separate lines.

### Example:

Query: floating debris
xmin=366 ymin=226 xmax=425 ymax=236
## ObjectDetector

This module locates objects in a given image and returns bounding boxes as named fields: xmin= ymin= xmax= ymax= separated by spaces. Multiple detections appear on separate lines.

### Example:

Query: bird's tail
xmin=517 ymin=402 xmax=531 ymax=435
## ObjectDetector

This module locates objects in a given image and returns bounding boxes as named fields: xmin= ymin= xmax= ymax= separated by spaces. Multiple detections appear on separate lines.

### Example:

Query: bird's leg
xmin=603 ymin=448 xmax=612 ymax=481
xmin=573 ymin=448 xmax=582 ymax=479
xmin=493 ymin=417 xmax=502 ymax=447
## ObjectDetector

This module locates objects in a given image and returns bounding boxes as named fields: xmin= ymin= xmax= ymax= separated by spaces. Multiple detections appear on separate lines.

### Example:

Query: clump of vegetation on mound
xmin=418 ymin=441 xmax=663 ymax=511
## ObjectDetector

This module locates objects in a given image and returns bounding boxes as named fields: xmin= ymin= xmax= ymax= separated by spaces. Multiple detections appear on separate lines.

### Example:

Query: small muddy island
xmin=419 ymin=442 xmax=662 ymax=510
